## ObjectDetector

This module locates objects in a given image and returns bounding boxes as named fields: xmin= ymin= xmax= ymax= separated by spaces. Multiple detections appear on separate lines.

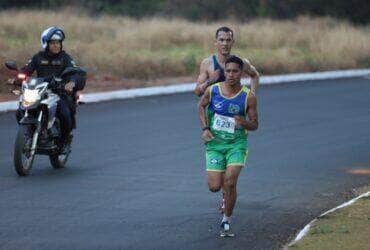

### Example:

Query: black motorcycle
xmin=5 ymin=60 xmax=85 ymax=176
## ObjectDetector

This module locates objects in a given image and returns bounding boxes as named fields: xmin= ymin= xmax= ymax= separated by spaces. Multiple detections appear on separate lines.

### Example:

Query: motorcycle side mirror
xmin=5 ymin=60 xmax=18 ymax=71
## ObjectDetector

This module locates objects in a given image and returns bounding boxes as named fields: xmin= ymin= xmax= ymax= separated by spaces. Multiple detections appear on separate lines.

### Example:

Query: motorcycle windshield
xmin=24 ymin=78 xmax=45 ymax=90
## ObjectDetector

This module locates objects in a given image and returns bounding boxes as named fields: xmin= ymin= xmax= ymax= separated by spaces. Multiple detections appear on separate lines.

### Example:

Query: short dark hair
xmin=225 ymin=56 xmax=244 ymax=69
xmin=215 ymin=26 xmax=233 ymax=39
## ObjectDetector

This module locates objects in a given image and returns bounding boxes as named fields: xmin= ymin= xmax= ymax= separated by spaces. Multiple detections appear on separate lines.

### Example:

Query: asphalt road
xmin=0 ymin=77 xmax=369 ymax=250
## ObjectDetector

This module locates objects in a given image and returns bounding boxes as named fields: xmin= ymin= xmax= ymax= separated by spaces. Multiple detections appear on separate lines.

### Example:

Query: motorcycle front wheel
xmin=14 ymin=125 xmax=35 ymax=176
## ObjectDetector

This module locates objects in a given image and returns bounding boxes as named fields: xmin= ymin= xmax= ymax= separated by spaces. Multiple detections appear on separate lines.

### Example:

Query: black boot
xmin=60 ymin=133 xmax=73 ymax=155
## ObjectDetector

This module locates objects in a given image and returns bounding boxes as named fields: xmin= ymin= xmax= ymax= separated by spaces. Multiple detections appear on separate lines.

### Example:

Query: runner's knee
xmin=208 ymin=183 xmax=221 ymax=192
xmin=224 ymin=177 xmax=237 ymax=189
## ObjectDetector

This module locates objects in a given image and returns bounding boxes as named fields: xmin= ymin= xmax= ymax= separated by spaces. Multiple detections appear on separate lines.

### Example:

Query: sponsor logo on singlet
xmin=210 ymin=158 xmax=218 ymax=165
xmin=228 ymin=104 xmax=240 ymax=114
xmin=214 ymin=102 xmax=223 ymax=109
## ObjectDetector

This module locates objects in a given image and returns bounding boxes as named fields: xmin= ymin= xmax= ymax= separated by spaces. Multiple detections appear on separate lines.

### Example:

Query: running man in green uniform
xmin=198 ymin=56 xmax=259 ymax=236
xmin=195 ymin=26 xmax=260 ymax=214
xmin=194 ymin=26 xmax=260 ymax=97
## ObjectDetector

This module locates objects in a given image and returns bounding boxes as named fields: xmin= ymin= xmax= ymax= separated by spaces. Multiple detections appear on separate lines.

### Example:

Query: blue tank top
xmin=212 ymin=55 xmax=226 ymax=83
xmin=209 ymin=82 xmax=249 ymax=118
xmin=208 ymin=83 xmax=250 ymax=141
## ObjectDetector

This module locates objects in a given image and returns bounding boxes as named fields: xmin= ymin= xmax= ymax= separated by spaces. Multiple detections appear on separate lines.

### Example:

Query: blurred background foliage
xmin=1 ymin=0 xmax=369 ymax=24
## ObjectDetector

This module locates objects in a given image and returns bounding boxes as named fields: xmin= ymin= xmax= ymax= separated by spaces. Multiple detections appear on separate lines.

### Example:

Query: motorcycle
xmin=4 ymin=60 xmax=85 ymax=176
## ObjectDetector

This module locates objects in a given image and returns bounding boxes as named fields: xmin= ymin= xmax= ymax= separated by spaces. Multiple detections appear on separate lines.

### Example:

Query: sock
xmin=222 ymin=214 xmax=231 ymax=223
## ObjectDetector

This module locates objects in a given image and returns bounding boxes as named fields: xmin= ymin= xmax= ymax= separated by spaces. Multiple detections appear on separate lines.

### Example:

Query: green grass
xmin=290 ymin=195 xmax=370 ymax=250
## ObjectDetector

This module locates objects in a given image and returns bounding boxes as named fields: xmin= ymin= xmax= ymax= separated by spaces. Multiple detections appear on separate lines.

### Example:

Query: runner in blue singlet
xmin=194 ymin=26 xmax=260 ymax=97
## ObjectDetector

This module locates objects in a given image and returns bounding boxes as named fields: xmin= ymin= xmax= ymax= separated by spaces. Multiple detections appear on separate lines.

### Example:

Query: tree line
xmin=1 ymin=0 xmax=369 ymax=24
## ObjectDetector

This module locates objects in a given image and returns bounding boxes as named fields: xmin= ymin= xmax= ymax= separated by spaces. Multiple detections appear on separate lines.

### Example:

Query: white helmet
xmin=40 ymin=26 xmax=65 ymax=50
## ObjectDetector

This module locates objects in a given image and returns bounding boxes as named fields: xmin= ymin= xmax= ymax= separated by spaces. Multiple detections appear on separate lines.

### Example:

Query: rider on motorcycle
xmin=9 ymin=26 xmax=86 ymax=152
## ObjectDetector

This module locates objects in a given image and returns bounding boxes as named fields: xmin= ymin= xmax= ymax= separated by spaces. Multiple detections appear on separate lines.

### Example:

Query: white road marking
xmin=1 ymin=69 xmax=370 ymax=112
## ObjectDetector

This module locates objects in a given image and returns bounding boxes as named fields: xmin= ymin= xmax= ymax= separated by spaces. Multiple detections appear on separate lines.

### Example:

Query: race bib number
xmin=212 ymin=113 xmax=235 ymax=133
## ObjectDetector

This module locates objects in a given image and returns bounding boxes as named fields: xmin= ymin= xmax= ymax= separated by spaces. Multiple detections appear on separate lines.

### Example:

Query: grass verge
xmin=289 ymin=188 xmax=370 ymax=250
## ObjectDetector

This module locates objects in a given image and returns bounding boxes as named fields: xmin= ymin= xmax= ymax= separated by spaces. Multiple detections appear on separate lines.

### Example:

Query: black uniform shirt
xmin=21 ymin=50 xmax=85 ymax=91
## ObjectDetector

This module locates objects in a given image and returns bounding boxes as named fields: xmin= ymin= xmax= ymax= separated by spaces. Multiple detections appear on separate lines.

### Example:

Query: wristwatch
xmin=202 ymin=126 xmax=210 ymax=131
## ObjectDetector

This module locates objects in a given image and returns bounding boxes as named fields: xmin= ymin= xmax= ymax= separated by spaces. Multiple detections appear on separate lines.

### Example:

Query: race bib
xmin=212 ymin=113 xmax=235 ymax=134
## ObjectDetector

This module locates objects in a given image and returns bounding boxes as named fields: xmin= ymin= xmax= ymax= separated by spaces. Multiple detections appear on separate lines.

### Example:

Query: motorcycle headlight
xmin=23 ymin=89 xmax=39 ymax=106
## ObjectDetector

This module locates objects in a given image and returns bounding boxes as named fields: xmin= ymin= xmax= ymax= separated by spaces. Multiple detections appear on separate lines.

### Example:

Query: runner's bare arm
xmin=194 ymin=59 xmax=210 ymax=97
xmin=243 ymin=58 xmax=260 ymax=94
xmin=234 ymin=96 xmax=258 ymax=131
xmin=198 ymin=87 xmax=215 ymax=142
xmin=198 ymin=86 xmax=211 ymax=127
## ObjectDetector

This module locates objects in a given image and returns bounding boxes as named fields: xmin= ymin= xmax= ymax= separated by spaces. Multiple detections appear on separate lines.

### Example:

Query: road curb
xmin=1 ymin=68 xmax=369 ymax=113
xmin=285 ymin=191 xmax=370 ymax=248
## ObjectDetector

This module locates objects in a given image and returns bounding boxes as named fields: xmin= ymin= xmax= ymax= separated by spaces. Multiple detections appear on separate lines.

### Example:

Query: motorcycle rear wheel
xmin=49 ymin=142 xmax=71 ymax=169
xmin=49 ymin=118 xmax=71 ymax=169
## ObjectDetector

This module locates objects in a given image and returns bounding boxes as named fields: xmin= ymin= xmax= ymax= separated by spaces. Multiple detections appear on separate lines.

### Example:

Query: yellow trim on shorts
xmin=206 ymin=169 xmax=226 ymax=172
xmin=226 ymin=149 xmax=248 ymax=168
xmin=226 ymin=163 xmax=245 ymax=168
